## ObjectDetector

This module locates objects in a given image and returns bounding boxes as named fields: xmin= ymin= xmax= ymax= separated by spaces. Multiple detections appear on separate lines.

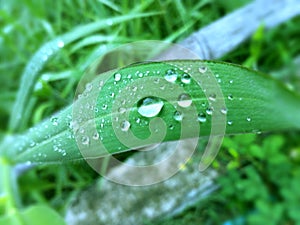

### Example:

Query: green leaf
xmin=4 ymin=60 xmax=300 ymax=164
xmin=8 ymin=12 xmax=160 ymax=133
xmin=0 ymin=205 xmax=66 ymax=225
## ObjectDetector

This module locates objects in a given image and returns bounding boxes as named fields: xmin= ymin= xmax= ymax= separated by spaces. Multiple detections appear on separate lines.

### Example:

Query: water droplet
xmin=132 ymin=86 xmax=137 ymax=91
xmin=57 ymin=40 xmax=65 ymax=48
xmin=85 ymin=83 xmax=93 ymax=92
xmin=181 ymin=73 xmax=191 ymax=84
xmin=137 ymin=97 xmax=164 ymax=117
xmin=197 ymin=113 xmax=207 ymax=123
xmin=164 ymin=69 xmax=178 ymax=83
xmin=177 ymin=93 xmax=192 ymax=108
xmin=169 ymin=125 xmax=174 ymax=130
xmin=81 ymin=136 xmax=90 ymax=145
xmin=220 ymin=107 xmax=228 ymax=115
xmin=229 ymin=80 xmax=234 ymax=84
xmin=136 ymin=118 xmax=141 ymax=124
xmin=51 ymin=117 xmax=58 ymax=126
xmin=102 ymin=104 xmax=108 ymax=110
xmin=228 ymin=94 xmax=233 ymax=100
xmin=198 ymin=66 xmax=207 ymax=73
xmin=206 ymin=107 xmax=213 ymax=115
xmin=118 ymin=107 xmax=126 ymax=114
xmin=93 ymin=132 xmax=100 ymax=140
xmin=227 ymin=121 xmax=233 ymax=126
xmin=106 ymin=19 xmax=113 ymax=26
xmin=173 ymin=111 xmax=183 ymax=121
xmin=114 ymin=73 xmax=122 ymax=82
xmin=208 ymin=93 xmax=216 ymax=102
xmin=246 ymin=117 xmax=251 ymax=122
xmin=120 ymin=120 xmax=131 ymax=132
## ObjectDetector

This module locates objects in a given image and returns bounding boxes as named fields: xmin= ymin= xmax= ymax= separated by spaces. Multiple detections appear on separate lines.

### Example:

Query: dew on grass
xmin=51 ymin=117 xmax=58 ymax=126
xmin=137 ymin=97 xmax=164 ymax=117
xmin=173 ymin=111 xmax=183 ymax=121
xmin=181 ymin=73 xmax=191 ymax=84
xmin=206 ymin=107 xmax=213 ymax=115
xmin=198 ymin=66 xmax=207 ymax=73
xmin=81 ymin=136 xmax=90 ymax=145
xmin=197 ymin=113 xmax=207 ymax=123
xmin=120 ymin=120 xmax=131 ymax=132
xmin=165 ymin=69 xmax=178 ymax=83
xmin=177 ymin=93 xmax=192 ymax=108
xmin=221 ymin=107 xmax=228 ymax=115
xmin=114 ymin=73 xmax=122 ymax=82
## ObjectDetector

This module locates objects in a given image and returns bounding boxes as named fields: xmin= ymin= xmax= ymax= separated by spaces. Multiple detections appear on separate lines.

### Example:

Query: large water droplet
xmin=181 ymin=73 xmax=191 ymax=84
xmin=164 ymin=69 xmax=178 ymax=83
xmin=120 ymin=120 xmax=131 ymax=132
xmin=173 ymin=111 xmax=183 ymax=121
xmin=177 ymin=93 xmax=192 ymax=108
xmin=137 ymin=97 xmax=164 ymax=117
xmin=197 ymin=113 xmax=207 ymax=123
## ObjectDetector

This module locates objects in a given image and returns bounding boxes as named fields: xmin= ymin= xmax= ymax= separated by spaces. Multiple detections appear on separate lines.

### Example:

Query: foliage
xmin=0 ymin=0 xmax=300 ymax=224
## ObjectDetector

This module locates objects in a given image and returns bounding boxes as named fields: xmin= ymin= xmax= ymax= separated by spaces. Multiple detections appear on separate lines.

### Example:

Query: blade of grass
xmin=3 ymin=60 xmax=300 ymax=164
xmin=8 ymin=12 xmax=161 ymax=133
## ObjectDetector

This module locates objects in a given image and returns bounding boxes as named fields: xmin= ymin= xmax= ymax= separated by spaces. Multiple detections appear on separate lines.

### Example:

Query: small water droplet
xmin=114 ymin=73 xmax=122 ymax=82
xmin=165 ymin=69 xmax=178 ymax=83
xmin=169 ymin=125 xmax=174 ymax=130
xmin=132 ymin=86 xmax=137 ymax=91
xmin=102 ymin=104 xmax=108 ymax=110
xmin=118 ymin=107 xmax=126 ymax=114
xmin=197 ymin=113 xmax=207 ymax=123
xmin=81 ymin=136 xmax=90 ymax=145
xmin=208 ymin=93 xmax=217 ymax=102
xmin=85 ymin=83 xmax=93 ymax=92
xmin=177 ymin=93 xmax=192 ymax=108
xmin=51 ymin=117 xmax=58 ymax=126
xmin=57 ymin=40 xmax=65 ymax=48
xmin=136 ymin=118 xmax=141 ymax=124
xmin=173 ymin=111 xmax=183 ymax=121
xmin=246 ymin=117 xmax=251 ymax=122
xmin=220 ymin=107 xmax=228 ymax=115
xmin=199 ymin=66 xmax=207 ymax=73
xmin=206 ymin=107 xmax=214 ymax=115
xmin=229 ymin=80 xmax=234 ymax=84
xmin=227 ymin=121 xmax=233 ymax=125
xmin=93 ymin=132 xmax=100 ymax=140
xmin=228 ymin=94 xmax=233 ymax=100
xmin=137 ymin=97 xmax=164 ymax=117
xmin=120 ymin=120 xmax=131 ymax=132
xmin=181 ymin=73 xmax=191 ymax=84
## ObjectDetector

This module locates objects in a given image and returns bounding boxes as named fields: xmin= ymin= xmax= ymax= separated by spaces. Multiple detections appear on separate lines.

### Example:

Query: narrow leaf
xmin=5 ymin=60 xmax=300 ymax=164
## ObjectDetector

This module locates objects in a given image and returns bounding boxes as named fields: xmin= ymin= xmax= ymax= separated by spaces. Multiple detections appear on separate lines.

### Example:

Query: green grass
xmin=0 ymin=0 xmax=300 ymax=224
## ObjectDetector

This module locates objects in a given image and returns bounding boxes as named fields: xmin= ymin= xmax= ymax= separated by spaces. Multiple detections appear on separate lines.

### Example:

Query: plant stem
xmin=0 ymin=157 xmax=24 ymax=224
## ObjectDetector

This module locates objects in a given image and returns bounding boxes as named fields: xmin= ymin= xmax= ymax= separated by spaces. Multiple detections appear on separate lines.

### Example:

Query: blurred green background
xmin=1 ymin=0 xmax=300 ymax=224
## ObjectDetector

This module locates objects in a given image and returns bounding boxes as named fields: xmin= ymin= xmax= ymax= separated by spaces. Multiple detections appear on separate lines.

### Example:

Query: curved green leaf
xmin=4 ymin=60 xmax=300 ymax=164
